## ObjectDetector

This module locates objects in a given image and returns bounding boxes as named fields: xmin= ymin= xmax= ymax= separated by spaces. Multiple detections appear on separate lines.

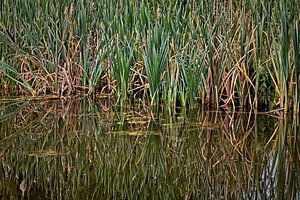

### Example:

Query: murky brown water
xmin=0 ymin=99 xmax=299 ymax=199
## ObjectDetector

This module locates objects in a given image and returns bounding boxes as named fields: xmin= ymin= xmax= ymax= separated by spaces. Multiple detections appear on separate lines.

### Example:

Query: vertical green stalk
xmin=292 ymin=18 xmax=299 ymax=113
xmin=79 ymin=0 xmax=89 ymax=87
xmin=250 ymin=0 xmax=265 ymax=109
xmin=280 ymin=2 xmax=290 ymax=111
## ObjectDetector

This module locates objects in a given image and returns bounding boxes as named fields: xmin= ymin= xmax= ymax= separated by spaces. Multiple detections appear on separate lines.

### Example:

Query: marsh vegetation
xmin=1 ymin=1 xmax=300 ymax=198
xmin=0 ymin=0 xmax=299 ymax=112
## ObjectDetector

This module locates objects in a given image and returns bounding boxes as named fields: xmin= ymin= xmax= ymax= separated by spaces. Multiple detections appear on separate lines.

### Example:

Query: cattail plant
xmin=0 ymin=0 xmax=299 ymax=112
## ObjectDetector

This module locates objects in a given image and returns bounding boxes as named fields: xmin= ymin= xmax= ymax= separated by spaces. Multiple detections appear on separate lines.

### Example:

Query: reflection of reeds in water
xmin=0 ymin=100 xmax=299 ymax=199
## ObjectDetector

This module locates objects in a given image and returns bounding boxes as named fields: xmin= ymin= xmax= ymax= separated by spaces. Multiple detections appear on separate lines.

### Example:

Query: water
xmin=0 ymin=99 xmax=299 ymax=199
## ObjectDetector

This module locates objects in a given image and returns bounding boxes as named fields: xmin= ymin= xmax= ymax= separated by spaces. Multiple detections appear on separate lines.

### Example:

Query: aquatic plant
xmin=0 ymin=0 xmax=299 ymax=112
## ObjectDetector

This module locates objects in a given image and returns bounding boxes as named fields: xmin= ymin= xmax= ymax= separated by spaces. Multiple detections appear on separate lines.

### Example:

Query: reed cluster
xmin=0 ymin=0 xmax=299 ymax=112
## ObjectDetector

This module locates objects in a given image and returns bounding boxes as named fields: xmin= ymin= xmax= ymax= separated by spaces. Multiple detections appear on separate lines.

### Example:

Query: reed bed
xmin=0 ymin=100 xmax=299 ymax=199
xmin=0 ymin=0 xmax=299 ymax=112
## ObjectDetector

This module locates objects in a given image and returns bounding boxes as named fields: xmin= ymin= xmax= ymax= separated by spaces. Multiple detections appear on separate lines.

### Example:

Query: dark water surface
xmin=0 ymin=99 xmax=299 ymax=199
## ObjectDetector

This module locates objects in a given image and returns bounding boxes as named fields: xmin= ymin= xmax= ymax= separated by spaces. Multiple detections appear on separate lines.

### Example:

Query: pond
xmin=0 ymin=99 xmax=299 ymax=199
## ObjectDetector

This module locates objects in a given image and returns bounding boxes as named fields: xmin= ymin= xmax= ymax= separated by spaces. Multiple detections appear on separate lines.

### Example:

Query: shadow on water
xmin=0 ymin=99 xmax=299 ymax=199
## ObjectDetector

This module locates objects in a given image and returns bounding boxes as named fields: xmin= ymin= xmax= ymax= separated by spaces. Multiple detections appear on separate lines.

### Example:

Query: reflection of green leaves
xmin=0 ymin=101 xmax=28 ymax=122
xmin=0 ymin=100 xmax=299 ymax=198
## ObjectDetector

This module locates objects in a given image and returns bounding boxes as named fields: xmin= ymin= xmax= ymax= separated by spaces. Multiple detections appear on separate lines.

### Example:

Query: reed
xmin=143 ymin=26 xmax=169 ymax=106
xmin=292 ymin=18 xmax=300 ymax=114
xmin=112 ymin=38 xmax=135 ymax=104
xmin=0 ymin=0 xmax=299 ymax=112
